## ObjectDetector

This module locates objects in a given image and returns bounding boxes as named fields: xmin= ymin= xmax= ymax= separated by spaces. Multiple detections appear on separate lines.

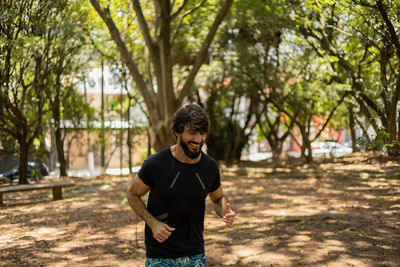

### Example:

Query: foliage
xmin=198 ymin=0 xmax=288 ymax=160
xmin=89 ymin=0 xmax=233 ymax=150
xmin=203 ymin=60 xmax=257 ymax=161
xmin=290 ymin=0 xmax=400 ymax=156
xmin=0 ymin=0 xmax=91 ymax=181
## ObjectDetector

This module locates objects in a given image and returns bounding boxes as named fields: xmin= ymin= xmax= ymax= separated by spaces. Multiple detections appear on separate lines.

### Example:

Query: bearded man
xmin=127 ymin=103 xmax=235 ymax=266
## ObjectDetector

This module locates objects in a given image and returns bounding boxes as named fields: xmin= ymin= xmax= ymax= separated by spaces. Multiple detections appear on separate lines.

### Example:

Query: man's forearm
xmin=213 ymin=195 xmax=229 ymax=218
xmin=127 ymin=193 xmax=158 ymax=228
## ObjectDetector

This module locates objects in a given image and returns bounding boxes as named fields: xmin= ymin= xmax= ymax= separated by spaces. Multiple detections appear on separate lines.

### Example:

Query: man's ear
xmin=172 ymin=131 xmax=178 ymax=140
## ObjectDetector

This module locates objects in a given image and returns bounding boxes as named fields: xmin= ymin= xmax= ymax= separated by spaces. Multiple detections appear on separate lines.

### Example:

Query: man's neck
xmin=170 ymin=144 xmax=201 ymax=164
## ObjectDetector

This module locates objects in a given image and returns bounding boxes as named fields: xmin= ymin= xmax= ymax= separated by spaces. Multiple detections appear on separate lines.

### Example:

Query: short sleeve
xmin=209 ymin=161 xmax=221 ymax=193
xmin=138 ymin=158 xmax=153 ymax=187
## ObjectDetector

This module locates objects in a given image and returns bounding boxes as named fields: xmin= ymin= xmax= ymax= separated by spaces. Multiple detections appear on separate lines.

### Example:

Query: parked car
xmin=312 ymin=140 xmax=353 ymax=158
xmin=0 ymin=162 xmax=49 ymax=184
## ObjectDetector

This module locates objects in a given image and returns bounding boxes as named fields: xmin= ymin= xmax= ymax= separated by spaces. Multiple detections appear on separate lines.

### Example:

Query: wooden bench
xmin=0 ymin=181 xmax=75 ymax=205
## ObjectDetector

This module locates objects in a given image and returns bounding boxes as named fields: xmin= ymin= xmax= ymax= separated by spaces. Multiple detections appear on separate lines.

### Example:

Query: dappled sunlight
xmin=1 ymin=157 xmax=400 ymax=266
xmin=0 ymin=175 xmax=144 ymax=266
xmin=206 ymin=159 xmax=400 ymax=266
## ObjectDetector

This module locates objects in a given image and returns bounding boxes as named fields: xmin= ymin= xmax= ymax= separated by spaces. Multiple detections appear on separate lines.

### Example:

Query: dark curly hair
xmin=171 ymin=104 xmax=209 ymax=137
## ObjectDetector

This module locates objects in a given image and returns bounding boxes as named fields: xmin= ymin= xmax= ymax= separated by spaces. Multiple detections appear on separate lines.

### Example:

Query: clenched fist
xmin=151 ymin=221 xmax=175 ymax=243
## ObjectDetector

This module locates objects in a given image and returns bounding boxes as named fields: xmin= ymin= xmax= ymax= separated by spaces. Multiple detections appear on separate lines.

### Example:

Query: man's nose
xmin=193 ymin=133 xmax=203 ymax=143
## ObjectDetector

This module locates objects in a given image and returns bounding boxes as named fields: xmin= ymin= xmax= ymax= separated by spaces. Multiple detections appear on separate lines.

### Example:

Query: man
xmin=127 ymin=104 xmax=235 ymax=266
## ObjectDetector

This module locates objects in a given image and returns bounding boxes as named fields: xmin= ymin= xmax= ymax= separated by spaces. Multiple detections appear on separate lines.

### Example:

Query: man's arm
xmin=209 ymin=186 xmax=235 ymax=226
xmin=127 ymin=174 xmax=175 ymax=242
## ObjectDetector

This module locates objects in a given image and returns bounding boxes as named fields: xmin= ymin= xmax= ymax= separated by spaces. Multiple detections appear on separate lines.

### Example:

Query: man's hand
xmin=222 ymin=203 xmax=235 ymax=226
xmin=150 ymin=221 xmax=175 ymax=243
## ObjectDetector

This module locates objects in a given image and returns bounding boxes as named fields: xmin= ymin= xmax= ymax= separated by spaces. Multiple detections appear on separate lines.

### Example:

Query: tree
xmin=202 ymin=63 xmax=259 ymax=161
xmin=0 ymin=0 xmax=54 ymax=183
xmin=269 ymin=82 xmax=347 ymax=163
xmin=0 ymin=0 xmax=90 ymax=183
xmin=292 ymin=0 xmax=400 ymax=155
xmin=89 ymin=0 xmax=233 ymax=151
xmin=218 ymin=0 xmax=294 ymax=159
xmin=47 ymin=1 xmax=89 ymax=176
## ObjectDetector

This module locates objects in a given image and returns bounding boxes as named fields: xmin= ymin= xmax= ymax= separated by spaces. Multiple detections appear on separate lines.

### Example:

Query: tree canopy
xmin=1 ymin=0 xmax=399 ymax=174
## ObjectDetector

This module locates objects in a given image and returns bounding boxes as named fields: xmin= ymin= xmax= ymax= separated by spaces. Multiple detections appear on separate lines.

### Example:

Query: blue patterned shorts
xmin=145 ymin=253 xmax=206 ymax=267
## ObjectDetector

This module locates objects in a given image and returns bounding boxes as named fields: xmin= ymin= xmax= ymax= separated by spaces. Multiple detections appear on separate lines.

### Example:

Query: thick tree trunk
xmin=271 ymin=140 xmax=284 ymax=159
xmin=304 ymin=139 xmax=313 ymax=163
xmin=89 ymin=0 xmax=233 ymax=152
xmin=299 ymin=126 xmax=313 ymax=163
xmin=150 ymin=122 xmax=175 ymax=151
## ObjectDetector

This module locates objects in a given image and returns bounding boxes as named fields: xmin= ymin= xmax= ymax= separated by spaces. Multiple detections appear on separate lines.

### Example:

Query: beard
xmin=180 ymin=139 xmax=203 ymax=159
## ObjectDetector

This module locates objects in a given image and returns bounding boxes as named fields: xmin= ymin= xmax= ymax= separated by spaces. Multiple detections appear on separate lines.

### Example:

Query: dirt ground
xmin=1 ymin=152 xmax=400 ymax=266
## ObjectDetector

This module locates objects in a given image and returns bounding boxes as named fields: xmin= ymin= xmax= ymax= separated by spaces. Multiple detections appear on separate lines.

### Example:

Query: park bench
xmin=0 ymin=181 xmax=75 ymax=205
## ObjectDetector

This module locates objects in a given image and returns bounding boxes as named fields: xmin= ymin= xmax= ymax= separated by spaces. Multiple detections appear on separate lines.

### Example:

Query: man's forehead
xmin=183 ymin=125 xmax=204 ymax=132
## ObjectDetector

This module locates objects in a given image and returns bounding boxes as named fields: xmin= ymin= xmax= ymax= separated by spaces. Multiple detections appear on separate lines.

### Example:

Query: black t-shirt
xmin=138 ymin=147 xmax=221 ymax=258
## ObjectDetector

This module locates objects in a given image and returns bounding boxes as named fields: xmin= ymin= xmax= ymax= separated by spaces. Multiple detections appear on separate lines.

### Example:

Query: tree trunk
xmin=55 ymin=127 xmax=67 ymax=176
xmin=89 ymin=0 xmax=233 ymax=151
xmin=119 ymin=85 xmax=124 ymax=177
xmin=299 ymin=126 xmax=313 ymax=163
xmin=147 ymin=127 xmax=152 ymax=157
xmin=398 ymin=109 xmax=400 ymax=145
xmin=376 ymin=0 xmax=400 ymax=157
xmin=52 ymin=77 xmax=67 ymax=177
xmin=229 ymin=129 xmax=241 ymax=161
xmin=18 ymin=139 xmax=29 ymax=185
xmin=127 ymin=100 xmax=133 ymax=174
xmin=386 ymin=76 xmax=400 ymax=156
xmin=100 ymin=59 xmax=105 ymax=170
xmin=37 ymin=133 xmax=44 ymax=180
xmin=271 ymin=140 xmax=283 ymax=159
xmin=149 ymin=122 xmax=175 ymax=151
xmin=347 ymin=103 xmax=357 ymax=152
xmin=65 ymin=135 xmax=75 ymax=171
xmin=127 ymin=128 xmax=133 ymax=174
xmin=304 ymin=138 xmax=313 ymax=163
xmin=120 ymin=128 xmax=123 ymax=177
xmin=229 ymin=135 xmax=245 ymax=162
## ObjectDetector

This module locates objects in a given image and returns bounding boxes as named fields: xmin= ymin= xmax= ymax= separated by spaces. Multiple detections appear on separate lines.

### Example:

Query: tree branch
xmin=312 ymin=92 xmax=348 ymax=142
xmin=178 ymin=0 xmax=233 ymax=105
xmin=89 ymin=0 xmax=155 ymax=111
xmin=131 ymin=0 xmax=155 ymax=52
xmin=171 ymin=0 xmax=189 ymax=20
xmin=376 ymin=0 xmax=400 ymax=58
xmin=170 ymin=0 xmax=207 ymax=46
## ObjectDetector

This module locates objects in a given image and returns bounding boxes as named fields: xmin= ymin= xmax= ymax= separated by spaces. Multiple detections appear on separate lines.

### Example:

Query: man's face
xmin=177 ymin=125 xmax=207 ymax=159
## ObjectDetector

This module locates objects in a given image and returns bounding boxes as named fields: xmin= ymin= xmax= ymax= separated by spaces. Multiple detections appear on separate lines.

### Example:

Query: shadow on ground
xmin=1 ymin=152 xmax=399 ymax=266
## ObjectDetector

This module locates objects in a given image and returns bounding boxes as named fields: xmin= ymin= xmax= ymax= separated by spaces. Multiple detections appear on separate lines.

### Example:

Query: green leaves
xmin=120 ymin=197 xmax=128 ymax=205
